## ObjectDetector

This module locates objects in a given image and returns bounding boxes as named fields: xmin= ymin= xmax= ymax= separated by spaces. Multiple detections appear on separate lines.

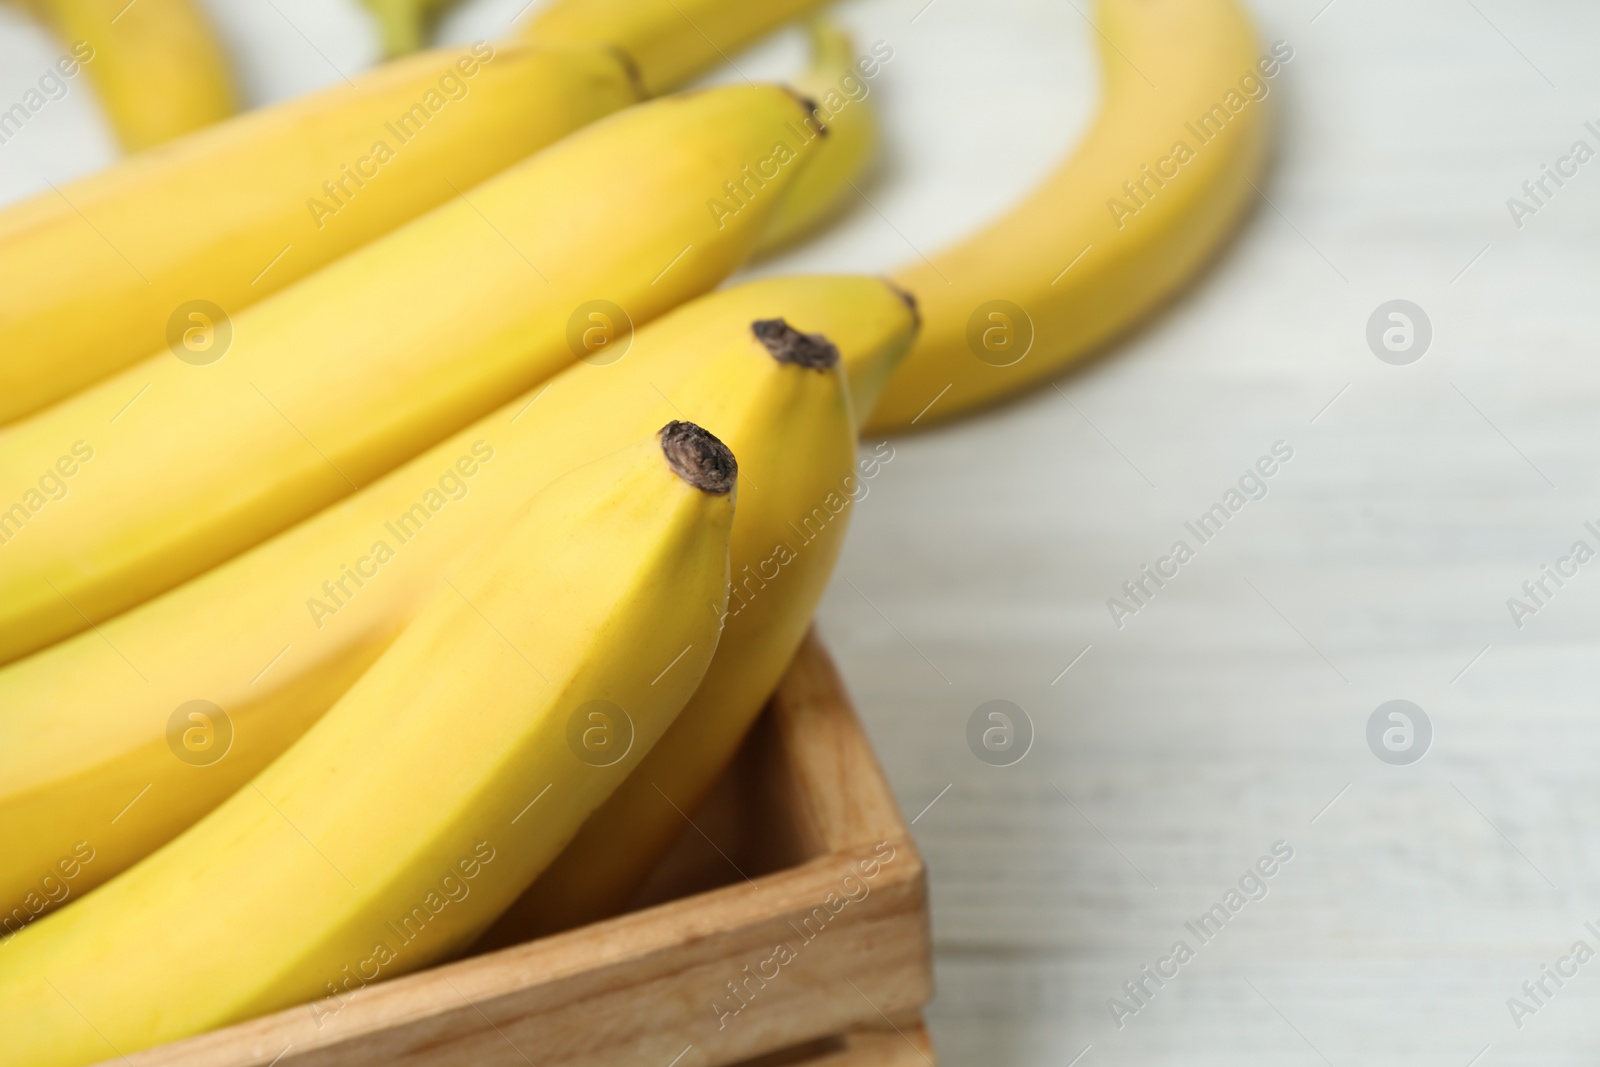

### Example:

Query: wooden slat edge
xmin=690 ymin=1017 xmax=935 ymax=1067
xmin=813 ymin=1022 xmax=937 ymax=1067
xmin=118 ymin=841 xmax=928 ymax=1066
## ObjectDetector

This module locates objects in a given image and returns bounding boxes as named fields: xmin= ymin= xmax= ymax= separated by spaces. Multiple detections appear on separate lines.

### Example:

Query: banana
xmin=358 ymin=0 xmax=460 ymax=58
xmin=866 ymin=0 xmax=1272 ymax=432
xmin=12 ymin=0 xmax=235 ymax=151
xmin=756 ymin=18 xmax=884 ymax=257
xmin=523 ymin=0 xmax=830 ymax=96
xmin=0 ymin=41 xmax=638 ymax=427
xmin=0 ymin=84 xmax=820 ymax=664
xmin=479 ymin=289 xmax=913 ymax=946
xmin=0 ymin=275 xmax=915 ymax=938
xmin=0 ymin=424 xmax=736 ymax=1066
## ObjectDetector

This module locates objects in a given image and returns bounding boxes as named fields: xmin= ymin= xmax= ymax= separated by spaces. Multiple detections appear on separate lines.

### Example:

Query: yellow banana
xmin=867 ymin=0 xmax=1274 ymax=432
xmin=0 ymin=425 xmax=736 ymax=1066
xmin=479 ymin=291 xmax=914 ymax=946
xmin=0 ymin=41 xmax=638 ymax=427
xmin=0 ymin=275 xmax=914 ymax=937
xmin=0 ymin=84 xmax=820 ymax=664
xmin=13 ymin=0 xmax=235 ymax=151
xmin=358 ymin=0 xmax=460 ymax=58
xmin=757 ymin=18 xmax=885 ymax=256
xmin=523 ymin=0 xmax=830 ymax=96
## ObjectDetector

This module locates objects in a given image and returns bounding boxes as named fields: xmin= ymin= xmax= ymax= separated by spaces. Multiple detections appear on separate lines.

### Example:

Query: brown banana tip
xmin=604 ymin=44 xmax=649 ymax=101
xmin=751 ymin=319 xmax=841 ymax=370
xmin=659 ymin=421 xmax=737 ymax=495
xmin=882 ymin=278 xmax=923 ymax=337
xmin=780 ymin=85 xmax=829 ymax=138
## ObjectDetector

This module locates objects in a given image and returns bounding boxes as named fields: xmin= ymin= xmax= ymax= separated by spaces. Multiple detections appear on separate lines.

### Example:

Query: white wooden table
xmin=5 ymin=1 xmax=1599 ymax=1063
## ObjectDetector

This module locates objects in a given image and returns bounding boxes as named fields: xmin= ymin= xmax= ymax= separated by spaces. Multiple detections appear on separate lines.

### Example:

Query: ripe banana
xmin=479 ymin=290 xmax=912 ymax=946
xmin=0 ymin=84 xmax=819 ymax=664
xmin=358 ymin=0 xmax=459 ymax=58
xmin=12 ymin=0 xmax=235 ymax=151
xmin=523 ymin=0 xmax=830 ymax=96
xmin=0 ymin=275 xmax=915 ymax=937
xmin=0 ymin=425 xmax=736 ymax=1066
xmin=0 ymin=41 xmax=638 ymax=427
xmin=867 ymin=0 xmax=1273 ymax=432
xmin=756 ymin=19 xmax=885 ymax=256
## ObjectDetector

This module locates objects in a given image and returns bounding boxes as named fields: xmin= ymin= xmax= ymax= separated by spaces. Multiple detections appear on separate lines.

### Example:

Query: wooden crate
xmin=113 ymin=633 xmax=936 ymax=1067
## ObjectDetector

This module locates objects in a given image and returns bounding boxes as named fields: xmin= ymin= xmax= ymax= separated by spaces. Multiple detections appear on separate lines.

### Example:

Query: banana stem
xmin=804 ymin=15 xmax=854 ymax=72
xmin=358 ymin=0 xmax=442 ymax=58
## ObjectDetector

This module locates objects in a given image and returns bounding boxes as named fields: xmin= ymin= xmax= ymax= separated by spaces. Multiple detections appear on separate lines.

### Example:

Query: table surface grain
xmin=5 ymin=1 xmax=1600 ymax=1064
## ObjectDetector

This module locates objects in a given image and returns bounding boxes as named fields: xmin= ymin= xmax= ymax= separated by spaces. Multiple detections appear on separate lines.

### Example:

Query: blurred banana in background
xmin=10 ymin=0 xmax=234 ymax=150
xmin=522 ymin=0 xmax=830 ymax=95
xmin=869 ymin=0 xmax=1273 ymax=431
xmin=756 ymin=18 xmax=885 ymax=257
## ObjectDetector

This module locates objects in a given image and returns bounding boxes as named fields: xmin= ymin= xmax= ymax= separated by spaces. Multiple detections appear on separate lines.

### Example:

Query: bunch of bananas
xmin=0 ymin=0 xmax=1270 ymax=1062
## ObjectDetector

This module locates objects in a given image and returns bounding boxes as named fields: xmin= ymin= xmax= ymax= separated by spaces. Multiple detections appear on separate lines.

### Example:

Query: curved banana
xmin=0 ymin=85 xmax=819 ymax=664
xmin=756 ymin=18 xmax=884 ymax=257
xmin=0 ymin=425 xmax=736 ymax=1066
xmin=13 ymin=0 xmax=235 ymax=151
xmin=0 ymin=41 xmax=638 ymax=427
xmin=0 ymin=275 xmax=915 ymax=934
xmin=480 ymin=289 xmax=913 ymax=946
xmin=523 ymin=0 xmax=829 ymax=96
xmin=357 ymin=0 xmax=459 ymax=58
xmin=867 ymin=0 xmax=1275 ymax=432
